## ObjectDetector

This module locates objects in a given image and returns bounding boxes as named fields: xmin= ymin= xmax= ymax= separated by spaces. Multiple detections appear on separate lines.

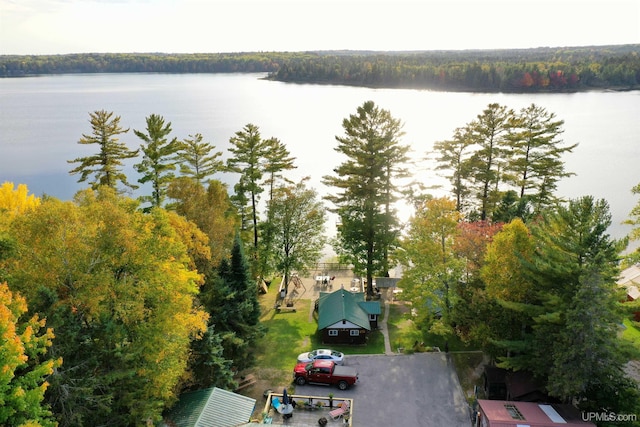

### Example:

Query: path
xmin=379 ymin=293 xmax=394 ymax=355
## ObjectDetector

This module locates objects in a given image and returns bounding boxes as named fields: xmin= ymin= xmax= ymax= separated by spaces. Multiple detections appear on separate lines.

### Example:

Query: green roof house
xmin=317 ymin=287 xmax=381 ymax=344
xmin=162 ymin=387 xmax=256 ymax=427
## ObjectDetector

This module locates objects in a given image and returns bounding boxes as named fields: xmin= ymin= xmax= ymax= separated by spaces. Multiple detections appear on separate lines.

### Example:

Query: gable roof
xmin=317 ymin=288 xmax=379 ymax=330
xmin=618 ymin=264 xmax=640 ymax=300
xmin=163 ymin=387 xmax=256 ymax=427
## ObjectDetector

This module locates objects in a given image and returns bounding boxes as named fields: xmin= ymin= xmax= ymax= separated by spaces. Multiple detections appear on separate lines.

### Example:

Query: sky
xmin=0 ymin=0 xmax=639 ymax=55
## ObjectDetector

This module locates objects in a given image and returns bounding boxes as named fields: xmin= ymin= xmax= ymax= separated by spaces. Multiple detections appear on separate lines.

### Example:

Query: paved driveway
xmin=293 ymin=352 xmax=472 ymax=427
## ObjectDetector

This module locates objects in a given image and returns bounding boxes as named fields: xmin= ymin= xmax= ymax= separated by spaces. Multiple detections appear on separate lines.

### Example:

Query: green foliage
xmin=398 ymin=197 xmax=463 ymax=325
xmin=433 ymin=103 xmax=576 ymax=221
xmin=67 ymin=110 xmax=139 ymax=191
xmin=167 ymin=178 xmax=238 ymax=269
xmin=4 ymin=189 xmax=208 ymax=426
xmin=267 ymin=180 xmax=326 ymax=292
xmin=497 ymin=197 xmax=637 ymax=414
xmin=227 ymin=124 xmax=271 ymax=273
xmin=323 ymin=101 xmax=409 ymax=295
xmin=134 ymin=114 xmax=181 ymax=209
xmin=0 ymin=283 xmax=61 ymax=427
xmin=3 ymin=47 xmax=639 ymax=91
xmin=206 ymin=233 xmax=265 ymax=371
xmin=175 ymin=133 xmax=224 ymax=185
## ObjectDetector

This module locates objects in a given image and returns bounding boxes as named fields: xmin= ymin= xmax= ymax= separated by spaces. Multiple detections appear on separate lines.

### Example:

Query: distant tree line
xmin=1 ymin=45 xmax=639 ymax=92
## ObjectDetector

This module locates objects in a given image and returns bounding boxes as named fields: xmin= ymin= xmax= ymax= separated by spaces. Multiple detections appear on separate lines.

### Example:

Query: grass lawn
xmin=621 ymin=318 xmax=640 ymax=359
xmin=386 ymin=302 xmax=469 ymax=352
xmin=247 ymin=287 xmax=484 ymax=409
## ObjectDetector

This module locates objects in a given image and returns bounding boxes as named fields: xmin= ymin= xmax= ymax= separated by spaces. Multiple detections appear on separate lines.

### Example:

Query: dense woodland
xmin=2 ymin=97 xmax=640 ymax=426
xmin=1 ymin=44 xmax=640 ymax=92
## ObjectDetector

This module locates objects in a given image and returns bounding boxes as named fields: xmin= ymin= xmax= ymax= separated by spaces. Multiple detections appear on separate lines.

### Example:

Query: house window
xmin=369 ymin=314 xmax=376 ymax=321
xmin=504 ymin=404 xmax=525 ymax=420
xmin=328 ymin=330 xmax=338 ymax=336
xmin=349 ymin=329 xmax=359 ymax=336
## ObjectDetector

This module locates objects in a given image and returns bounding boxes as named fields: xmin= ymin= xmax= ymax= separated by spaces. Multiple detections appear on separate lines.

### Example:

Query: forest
xmin=1 ymin=44 xmax=639 ymax=92
xmin=2 ymin=101 xmax=640 ymax=427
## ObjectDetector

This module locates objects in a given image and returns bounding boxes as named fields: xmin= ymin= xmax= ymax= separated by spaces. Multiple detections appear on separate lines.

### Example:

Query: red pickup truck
xmin=293 ymin=360 xmax=358 ymax=390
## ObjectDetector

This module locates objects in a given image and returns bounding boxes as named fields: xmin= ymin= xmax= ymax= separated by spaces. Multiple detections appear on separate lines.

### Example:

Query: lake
xmin=1 ymin=73 xmax=639 ymax=247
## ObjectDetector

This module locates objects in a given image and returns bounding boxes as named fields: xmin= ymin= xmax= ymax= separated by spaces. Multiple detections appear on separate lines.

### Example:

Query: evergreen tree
xmin=465 ymin=103 xmax=514 ymax=220
xmin=262 ymin=137 xmax=296 ymax=202
xmin=500 ymin=197 xmax=637 ymax=414
xmin=175 ymin=133 xmax=224 ymax=185
xmin=68 ymin=110 xmax=139 ymax=191
xmin=323 ymin=101 xmax=408 ymax=296
xmin=259 ymin=137 xmax=296 ymax=278
xmin=227 ymin=124 xmax=270 ymax=275
xmin=507 ymin=104 xmax=576 ymax=209
xmin=433 ymin=127 xmax=474 ymax=213
xmin=133 ymin=114 xmax=181 ymax=209
xmin=208 ymin=233 xmax=264 ymax=370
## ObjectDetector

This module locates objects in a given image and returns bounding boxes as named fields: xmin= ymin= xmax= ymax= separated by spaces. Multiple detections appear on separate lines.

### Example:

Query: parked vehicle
xmin=293 ymin=360 xmax=358 ymax=390
xmin=297 ymin=349 xmax=344 ymax=365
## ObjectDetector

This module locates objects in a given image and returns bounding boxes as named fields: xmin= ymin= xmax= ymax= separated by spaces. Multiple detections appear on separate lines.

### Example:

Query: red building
xmin=476 ymin=400 xmax=595 ymax=427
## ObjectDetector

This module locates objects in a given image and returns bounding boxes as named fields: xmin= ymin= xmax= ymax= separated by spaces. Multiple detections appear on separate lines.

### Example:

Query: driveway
xmin=293 ymin=352 xmax=472 ymax=426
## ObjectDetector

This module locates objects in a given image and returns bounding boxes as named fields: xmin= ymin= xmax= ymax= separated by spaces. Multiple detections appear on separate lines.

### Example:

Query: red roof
xmin=477 ymin=400 xmax=595 ymax=427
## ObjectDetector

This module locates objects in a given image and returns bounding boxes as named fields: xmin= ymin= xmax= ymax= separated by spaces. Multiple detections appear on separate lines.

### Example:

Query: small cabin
xmin=317 ymin=288 xmax=381 ymax=345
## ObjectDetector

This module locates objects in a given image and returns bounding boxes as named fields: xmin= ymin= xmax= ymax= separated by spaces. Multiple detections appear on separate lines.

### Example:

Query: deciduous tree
xmin=0 ymin=282 xmax=61 ymax=427
xmin=5 ymin=188 xmax=208 ymax=425
xmin=398 ymin=197 xmax=463 ymax=331
xmin=267 ymin=179 xmax=326 ymax=292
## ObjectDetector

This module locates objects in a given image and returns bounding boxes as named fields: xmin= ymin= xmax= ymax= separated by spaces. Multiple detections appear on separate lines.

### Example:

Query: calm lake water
xmin=1 ymin=73 xmax=639 ymax=246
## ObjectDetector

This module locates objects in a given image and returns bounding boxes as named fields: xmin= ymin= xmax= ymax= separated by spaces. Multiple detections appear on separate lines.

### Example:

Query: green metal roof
xmin=317 ymin=288 xmax=378 ymax=330
xmin=359 ymin=301 xmax=381 ymax=315
xmin=163 ymin=387 xmax=256 ymax=427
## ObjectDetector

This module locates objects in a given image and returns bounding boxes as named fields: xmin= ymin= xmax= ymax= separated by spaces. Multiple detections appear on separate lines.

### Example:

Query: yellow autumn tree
xmin=0 ymin=282 xmax=61 ymax=427
xmin=0 ymin=182 xmax=40 ymax=216
xmin=5 ymin=188 xmax=208 ymax=425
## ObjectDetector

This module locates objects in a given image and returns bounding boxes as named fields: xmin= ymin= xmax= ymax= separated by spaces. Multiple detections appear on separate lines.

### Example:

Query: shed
xmin=476 ymin=400 xmax=596 ymax=427
xmin=317 ymin=288 xmax=381 ymax=344
xmin=162 ymin=387 xmax=256 ymax=427
xmin=617 ymin=263 xmax=640 ymax=321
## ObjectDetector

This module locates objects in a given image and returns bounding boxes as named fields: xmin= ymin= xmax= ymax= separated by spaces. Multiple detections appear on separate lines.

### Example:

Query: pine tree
xmin=500 ymin=197 xmax=637 ymax=413
xmin=507 ymin=104 xmax=576 ymax=209
xmin=323 ymin=101 xmax=408 ymax=296
xmin=175 ymin=133 xmax=224 ymax=185
xmin=227 ymin=124 xmax=270 ymax=274
xmin=68 ymin=110 xmax=139 ymax=191
xmin=134 ymin=114 xmax=180 ymax=209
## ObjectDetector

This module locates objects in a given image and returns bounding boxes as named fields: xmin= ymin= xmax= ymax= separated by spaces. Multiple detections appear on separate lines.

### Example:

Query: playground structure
xmin=274 ymin=274 xmax=306 ymax=312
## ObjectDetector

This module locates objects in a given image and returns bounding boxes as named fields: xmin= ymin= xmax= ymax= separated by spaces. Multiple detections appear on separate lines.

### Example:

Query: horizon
xmin=1 ymin=0 xmax=639 ymax=56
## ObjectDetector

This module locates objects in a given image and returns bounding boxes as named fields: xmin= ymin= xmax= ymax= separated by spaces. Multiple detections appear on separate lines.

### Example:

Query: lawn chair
xmin=329 ymin=400 xmax=350 ymax=420
xmin=271 ymin=397 xmax=282 ymax=413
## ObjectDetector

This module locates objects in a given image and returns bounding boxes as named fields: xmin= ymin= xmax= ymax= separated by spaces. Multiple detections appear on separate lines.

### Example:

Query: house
xmin=476 ymin=400 xmax=596 ymax=427
xmin=317 ymin=287 xmax=381 ymax=344
xmin=617 ymin=263 xmax=640 ymax=321
xmin=482 ymin=367 xmax=550 ymax=402
xmin=162 ymin=387 xmax=256 ymax=427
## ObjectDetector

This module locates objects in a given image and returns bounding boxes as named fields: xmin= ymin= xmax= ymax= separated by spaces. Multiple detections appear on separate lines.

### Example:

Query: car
xmin=297 ymin=349 xmax=344 ymax=365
